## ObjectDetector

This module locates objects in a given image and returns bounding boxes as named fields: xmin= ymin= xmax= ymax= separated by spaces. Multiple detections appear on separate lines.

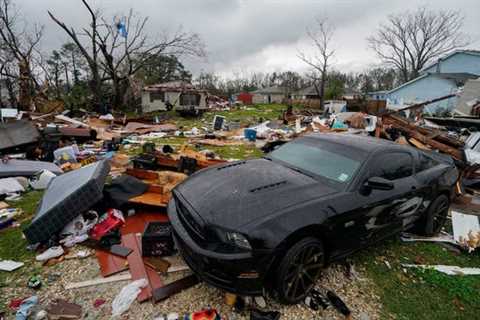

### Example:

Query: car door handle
xmin=411 ymin=186 xmax=416 ymax=190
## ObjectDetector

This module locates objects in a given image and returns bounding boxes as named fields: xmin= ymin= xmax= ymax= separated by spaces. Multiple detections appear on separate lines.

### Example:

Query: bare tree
xmin=48 ymin=0 xmax=103 ymax=109
xmin=49 ymin=0 xmax=205 ymax=110
xmin=0 ymin=44 xmax=18 ymax=107
xmin=299 ymin=18 xmax=335 ymax=109
xmin=94 ymin=9 xmax=205 ymax=108
xmin=368 ymin=7 xmax=470 ymax=83
xmin=0 ymin=0 xmax=43 ymax=110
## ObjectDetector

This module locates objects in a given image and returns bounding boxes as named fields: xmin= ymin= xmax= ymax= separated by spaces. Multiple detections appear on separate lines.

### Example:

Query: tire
xmin=274 ymin=237 xmax=325 ymax=304
xmin=417 ymin=194 xmax=450 ymax=236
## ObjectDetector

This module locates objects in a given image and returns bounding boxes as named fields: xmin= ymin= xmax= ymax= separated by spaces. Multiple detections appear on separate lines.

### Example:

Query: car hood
xmin=174 ymin=158 xmax=338 ymax=230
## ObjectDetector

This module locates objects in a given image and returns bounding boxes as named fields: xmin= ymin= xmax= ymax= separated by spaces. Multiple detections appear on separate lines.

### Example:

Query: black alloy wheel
xmin=275 ymin=237 xmax=325 ymax=304
xmin=425 ymin=194 xmax=450 ymax=236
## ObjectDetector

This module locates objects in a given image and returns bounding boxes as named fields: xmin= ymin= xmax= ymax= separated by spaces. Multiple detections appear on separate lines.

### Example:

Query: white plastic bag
xmin=111 ymin=279 xmax=147 ymax=317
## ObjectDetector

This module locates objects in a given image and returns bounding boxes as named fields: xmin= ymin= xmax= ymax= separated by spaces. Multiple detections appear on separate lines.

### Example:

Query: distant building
xmin=235 ymin=92 xmax=253 ymax=105
xmin=342 ymin=87 xmax=362 ymax=100
xmin=141 ymin=81 xmax=208 ymax=113
xmin=386 ymin=50 xmax=480 ymax=113
xmin=367 ymin=90 xmax=388 ymax=101
xmin=251 ymin=86 xmax=288 ymax=104
xmin=292 ymin=85 xmax=320 ymax=100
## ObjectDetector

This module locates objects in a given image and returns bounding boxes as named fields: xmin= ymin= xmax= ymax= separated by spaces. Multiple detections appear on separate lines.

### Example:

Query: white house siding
xmin=252 ymin=93 xmax=284 ymax=104
xmin=142 ymin=91 xmax=207 ymax=113
xmin=423 ymin=52 xmax=480 ymax=75
xmin=387 ymin=75 xmax=457 ymax=112
xmin=252 ymin=94 xmax=266 ymax=104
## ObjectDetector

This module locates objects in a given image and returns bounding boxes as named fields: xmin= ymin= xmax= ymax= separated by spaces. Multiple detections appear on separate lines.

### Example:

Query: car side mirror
xmin=364 ymin=176 xmax=394 ymax=191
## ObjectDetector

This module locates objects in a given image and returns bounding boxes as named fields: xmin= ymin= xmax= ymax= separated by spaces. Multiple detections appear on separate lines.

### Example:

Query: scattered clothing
xmin=15 ymin=296 xmax=38 ymax=320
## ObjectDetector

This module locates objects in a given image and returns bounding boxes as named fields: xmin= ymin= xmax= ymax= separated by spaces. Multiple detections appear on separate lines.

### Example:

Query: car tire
xmin=417 ymin=194 xmax=450 ymax=236
xmin=274 ymin=237 xmax=324 ymax=304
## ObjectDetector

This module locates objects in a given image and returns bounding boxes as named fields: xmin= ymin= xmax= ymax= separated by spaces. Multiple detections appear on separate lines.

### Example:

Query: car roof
xmin=303 ymin=133 xmax=410 ymax=154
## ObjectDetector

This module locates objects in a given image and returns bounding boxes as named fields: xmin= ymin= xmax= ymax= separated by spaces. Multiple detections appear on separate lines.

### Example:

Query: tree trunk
xmin=89 ymin=64 xmax=102 ymax=110
xmin=112 ymin=76 xmax=123 ymax=110
xmin=18 ymin=59 xmax=33 ymax=111
xmin=319 ymin=71 xmax=326 ymax=110
xmin=64 ymin=63 xmax=70 ymax=93
xmin=54 ymin=67 xmax=60 ymax=99
xmin=0 ymin=80 xmax=4 ymax=108
xmin=72 ymin=52 xmax=78 ymax=84
xmin=5 ymin=78 xmax=17 ymax=108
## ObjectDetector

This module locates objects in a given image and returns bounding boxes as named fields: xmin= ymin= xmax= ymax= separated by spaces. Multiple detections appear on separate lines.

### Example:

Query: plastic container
xmin=244 ymin=129 xmax=257 ymax=141
xmin=142 ymin=222 xmax=174 ymax=257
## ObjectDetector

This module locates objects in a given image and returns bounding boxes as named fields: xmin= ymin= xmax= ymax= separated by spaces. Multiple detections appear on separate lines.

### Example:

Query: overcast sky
xmin=18 ymin=0 xmax=480 ymax=77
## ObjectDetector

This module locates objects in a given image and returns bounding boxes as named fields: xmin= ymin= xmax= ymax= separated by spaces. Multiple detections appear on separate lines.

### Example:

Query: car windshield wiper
xmin=262 ymin=156 xmax=273 ymax=161
xmin=285 ymin=165 xmax=314 ymax=178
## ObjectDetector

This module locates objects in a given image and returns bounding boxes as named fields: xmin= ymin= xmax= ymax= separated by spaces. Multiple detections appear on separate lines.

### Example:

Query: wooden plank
xmin=409 ymin=138 xmax=431 ymax=150
xmin=152 ymin=275 xmax=199 ymax=303
xmin=95 ymin=250 xmax=128 ymax=277
xmin=121 ymin=211 xmax=169 ymax=235
xmin=55 ymin=114 xmax=89 ymax=128
xmin=126 ymin=168 xmax=159 ymax=181
xmin=65 ymin=273 xmax=132 ymax=290
xmin=122 ymin=233 xmax=163 ymax=302
xmin=128 ymin=192 xmax=169 ymax=207
xmin=383 ymin=116 xmax=463 ymax=160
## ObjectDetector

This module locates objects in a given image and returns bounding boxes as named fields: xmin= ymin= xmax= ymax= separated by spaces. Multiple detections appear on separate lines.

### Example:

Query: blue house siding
xmin=386 ymin=50 xmax=480 ymax=113
xmin=423 ymin=52 xmax=480 ymax=75
xmin=387 ymin=74 xmax=458 ymax=112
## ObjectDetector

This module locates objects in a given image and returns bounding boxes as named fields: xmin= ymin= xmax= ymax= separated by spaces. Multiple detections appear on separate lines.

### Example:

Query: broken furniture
xmin=125 ymin=168 xmax=187 ymax=208
xmin=133 ymin=142 xmax=158 ymax=170
xmin=155 ymin=147 xmax=226 ymax=173
xmin=24 ymin=160 xmax=110 ymax=244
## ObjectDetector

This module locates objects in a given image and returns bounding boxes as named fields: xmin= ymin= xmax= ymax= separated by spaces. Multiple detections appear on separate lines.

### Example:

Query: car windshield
xmin=269 ymin=139 xmax=364 ymax=184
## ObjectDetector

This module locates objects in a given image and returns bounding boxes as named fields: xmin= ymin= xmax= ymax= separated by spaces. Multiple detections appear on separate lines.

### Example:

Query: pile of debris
xmin=3 ymin=91 xmax=480 ymax=318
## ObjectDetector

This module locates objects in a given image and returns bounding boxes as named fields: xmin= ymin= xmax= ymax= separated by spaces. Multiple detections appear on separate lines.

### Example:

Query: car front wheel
xmin=274 ymin=237 xmax=325 ymax=304
xmin=420 ymin=194 xmax=450 ymax=236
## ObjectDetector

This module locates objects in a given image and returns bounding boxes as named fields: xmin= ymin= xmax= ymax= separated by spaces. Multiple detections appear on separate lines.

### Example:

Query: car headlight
xmin=225 ymin=232 xmax=252 ymax=250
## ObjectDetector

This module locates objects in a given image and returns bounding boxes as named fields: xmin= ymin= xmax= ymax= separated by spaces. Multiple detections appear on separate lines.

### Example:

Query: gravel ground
xmin=2 ymin=248 xmax=383 ymax=319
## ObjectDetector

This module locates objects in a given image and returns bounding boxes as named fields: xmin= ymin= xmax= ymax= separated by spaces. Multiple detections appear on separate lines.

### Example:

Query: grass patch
xmin=354 ymin=239 xmax=480 ymax=320
xmin=203 ymin=144 xmax=263 ymax=160
xmin=6 ymin=190 xmax=44 ymax=220
xmin=1 ymin=190 xmax=44 ymax=311
xmin=160 ymin=104 xmax=291 ymax=130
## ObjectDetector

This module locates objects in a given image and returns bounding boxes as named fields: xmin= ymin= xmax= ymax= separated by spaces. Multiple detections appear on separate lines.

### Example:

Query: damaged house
xmin=141 ymin=81 xmax=208 ymax=113
xmin=251 ymin=86 xmax=289 ymax=104
xmin=386 ymin=50 xmax=480 ymax=113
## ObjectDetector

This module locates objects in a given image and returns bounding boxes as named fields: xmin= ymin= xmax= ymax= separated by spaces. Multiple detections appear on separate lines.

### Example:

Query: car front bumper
xmin=168 ymin=198 xmax=274 ymax=295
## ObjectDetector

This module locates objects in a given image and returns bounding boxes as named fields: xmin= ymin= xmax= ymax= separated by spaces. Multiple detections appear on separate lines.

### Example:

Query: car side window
xmin=370 ymin=152 xmax=413 ymax=181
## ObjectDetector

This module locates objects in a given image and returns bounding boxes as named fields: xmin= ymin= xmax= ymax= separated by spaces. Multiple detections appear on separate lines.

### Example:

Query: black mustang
xmin=168 ymin=133 xmax=458 ymax=304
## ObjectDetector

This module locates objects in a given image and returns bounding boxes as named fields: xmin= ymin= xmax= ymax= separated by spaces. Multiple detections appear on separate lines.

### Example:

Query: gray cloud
xmin=17 ymin=0 xmax=480 ymax=76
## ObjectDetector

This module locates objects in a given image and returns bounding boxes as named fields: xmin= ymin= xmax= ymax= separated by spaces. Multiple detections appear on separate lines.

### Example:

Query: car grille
xmin=175 ymin=195 xmax=206 ymax=244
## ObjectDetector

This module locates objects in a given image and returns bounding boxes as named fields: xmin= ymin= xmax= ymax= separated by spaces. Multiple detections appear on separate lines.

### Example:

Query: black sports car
xmin=168 ymin=133 xmax=458 ymax=303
